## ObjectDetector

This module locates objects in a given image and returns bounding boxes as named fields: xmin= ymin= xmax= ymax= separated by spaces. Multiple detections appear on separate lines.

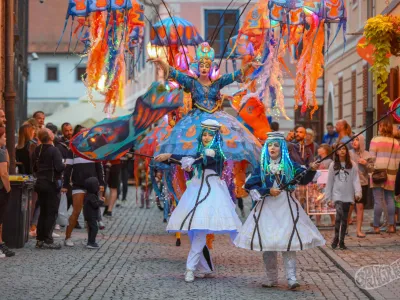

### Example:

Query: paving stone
xmin=0 ymin=189 xmax=372 ymax=300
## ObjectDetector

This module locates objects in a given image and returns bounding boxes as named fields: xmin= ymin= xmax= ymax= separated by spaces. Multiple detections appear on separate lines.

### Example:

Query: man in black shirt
xmin=55 ymin=123 xmax=74 ymax=212
xmin=55 ymin=123 xmax=73 ymax=159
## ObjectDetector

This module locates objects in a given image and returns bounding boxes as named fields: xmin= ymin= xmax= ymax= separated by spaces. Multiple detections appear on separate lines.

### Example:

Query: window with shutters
xmin=351 ymin=71 xmax=356 ymax=127
xmin=204 ymin=10 xmax=239 ymax=58
xmin=338 ymin=77 xmax=343 ymax=119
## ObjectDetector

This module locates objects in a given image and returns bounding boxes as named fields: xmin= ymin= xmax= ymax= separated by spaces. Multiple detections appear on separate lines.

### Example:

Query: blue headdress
xmin=190 ymin=42 xmax=219 ymax=79
xmin=195 ymin=119 xmax=226 ymax=177
xmin=260 ymin=132 xmax=296 ymax=189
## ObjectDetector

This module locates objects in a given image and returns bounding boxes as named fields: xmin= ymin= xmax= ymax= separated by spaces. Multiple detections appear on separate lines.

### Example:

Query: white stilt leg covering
xmin=262 ymin=251 xmax=278 ymax=284
xmin=282 ymin=251 xmax=297 ymax=282
xmin=187 ymin=231 xmax=214 ymax=272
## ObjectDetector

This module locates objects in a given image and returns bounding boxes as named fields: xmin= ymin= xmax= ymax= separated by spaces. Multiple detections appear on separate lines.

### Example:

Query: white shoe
xmin=184 ymin=270 xmax=195 ymax=283
xmin=55 ymin=224 xmax=60 ymax=230
xmin=0 ymin=250 xmax=5 ymax=258
xmin=52 ymin=232 xmax=60 ymax=238
xmin=288 ymin=280 xmax=300 ymax=289
xmin=64 ymin=239 xmax=74 ymax=247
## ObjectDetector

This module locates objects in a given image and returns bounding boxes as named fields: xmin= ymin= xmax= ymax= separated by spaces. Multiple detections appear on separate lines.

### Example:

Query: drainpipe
xmin=4 ymin=0 xmax=16 ymax=174
xmin=365 ymin=0 xmax=374 ymax=150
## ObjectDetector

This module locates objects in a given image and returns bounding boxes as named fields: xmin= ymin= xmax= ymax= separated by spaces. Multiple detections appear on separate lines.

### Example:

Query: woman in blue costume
xmin=234 ymin=132 xmax=325 ymax=289
xmin=155 ymin=119 xmax=242 ymax=283
xmin=150 ymin=42 xmax=261 ymax=168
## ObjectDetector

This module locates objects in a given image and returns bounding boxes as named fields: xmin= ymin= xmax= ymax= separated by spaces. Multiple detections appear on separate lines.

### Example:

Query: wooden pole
xmin=4 ymin=0 xmax=16 ymax=174
xmin=0 ymin=1 xmax=5 ymax=108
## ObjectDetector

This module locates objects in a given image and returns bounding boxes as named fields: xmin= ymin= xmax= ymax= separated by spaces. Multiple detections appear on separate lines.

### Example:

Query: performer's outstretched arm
xmin=168 ymin=67 xmax=194 ymax=90
xmin=148 ymin=58 xmax=194 ymax=90
xmin=293 ymin=163 xmax=317 ymax=185
xmin=218 ymin=62 xmax=258 ymax=88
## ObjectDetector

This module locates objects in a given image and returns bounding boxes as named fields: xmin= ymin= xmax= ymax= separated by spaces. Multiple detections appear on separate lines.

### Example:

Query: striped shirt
xmin=63 ymin=149 xmax=105 ymax=190
xmin=369 ymin=136 xmax=400 ymax=191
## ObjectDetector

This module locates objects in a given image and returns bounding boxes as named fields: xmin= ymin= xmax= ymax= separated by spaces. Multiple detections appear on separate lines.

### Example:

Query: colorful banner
xmin=306 ymin=170 xmax=336 ymax=215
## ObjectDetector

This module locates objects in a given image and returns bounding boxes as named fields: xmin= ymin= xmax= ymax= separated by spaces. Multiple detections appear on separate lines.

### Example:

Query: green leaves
xmin=363 ymin=15 xmax=400 ymax=106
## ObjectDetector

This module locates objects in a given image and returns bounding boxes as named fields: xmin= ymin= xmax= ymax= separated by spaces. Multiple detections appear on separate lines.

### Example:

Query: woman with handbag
xmin=350 ymin=135 xmax=374 ymax=238
xmin=32 ymin=128 xmax=65 ymax=249
xmin=369 ymin=117 xmax=400 ymax=234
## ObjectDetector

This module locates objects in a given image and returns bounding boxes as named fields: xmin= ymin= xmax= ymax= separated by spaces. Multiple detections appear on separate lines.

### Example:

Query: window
xmin=351 ymin=71 xmax=356 ymax=127
xmin=46 ymin=66 xmax=58 ymax=82
xmin=362 ymin=65 xmax=368 ymax=125
xmin=338 ymin=77 xmax=343 ymax=119
xmin=76 ymin=66 xmax=86 ymax=82
xmin=205 ymin=10 xmax=239 ymax=58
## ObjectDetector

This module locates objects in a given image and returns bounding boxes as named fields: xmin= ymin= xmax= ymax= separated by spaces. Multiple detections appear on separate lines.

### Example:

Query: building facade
xmin=324 ymin=0 xmax=397 ymax=138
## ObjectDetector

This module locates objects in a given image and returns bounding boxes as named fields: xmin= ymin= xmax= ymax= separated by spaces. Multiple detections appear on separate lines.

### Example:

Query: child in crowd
xmin=83 ymin=177 xmax=104 ymax=249
xmin=315 ymin=144 xmax=335 ymax=227
xmin=350 ymin=135 xmax=374 ymax=238
xmin=325 ymin=143 xmax=362 ymax=250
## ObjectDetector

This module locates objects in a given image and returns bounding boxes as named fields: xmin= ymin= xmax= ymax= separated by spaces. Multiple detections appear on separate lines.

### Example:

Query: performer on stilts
xmin=149 ymin=42 xmax=261 ymax=169
xmin=155 ymin=119 xmax=242 ymax=283
xmin=234 ymin=132 xmax=325 ymax=289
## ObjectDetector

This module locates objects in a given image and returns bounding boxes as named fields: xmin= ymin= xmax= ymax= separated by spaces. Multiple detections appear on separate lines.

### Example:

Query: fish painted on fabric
xmin=70 ymin=82 xmax=184 ymax=161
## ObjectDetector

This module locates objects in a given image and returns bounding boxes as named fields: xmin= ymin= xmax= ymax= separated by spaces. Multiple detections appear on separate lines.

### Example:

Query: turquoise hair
xmin=195 ymin=128 xmax=226 ymax=178
xmin=260 ymin=139 xmax=296 ymax=189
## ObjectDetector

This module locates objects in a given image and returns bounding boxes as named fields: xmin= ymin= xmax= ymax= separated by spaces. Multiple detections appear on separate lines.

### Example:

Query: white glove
xmin=249 ymin=189 xmax=262 ymax=201
xmin=181 ymin=157 xmax=195 ymax=170
xmin=204 ymin=149 xmax=216 ymax=157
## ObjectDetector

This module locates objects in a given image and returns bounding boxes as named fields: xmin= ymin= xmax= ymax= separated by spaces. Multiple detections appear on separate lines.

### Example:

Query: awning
xmin=45 ymin=93 xmax=130 ymax=128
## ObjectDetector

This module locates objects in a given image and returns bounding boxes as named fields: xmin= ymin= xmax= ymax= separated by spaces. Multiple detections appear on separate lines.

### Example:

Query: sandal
xmin=357 ymin=234 xmax=366 ymax=238
xmin=366 ymin=227 xmax=381 ymax=234
xmin=386 ymin=225 xmax=396 ymax=234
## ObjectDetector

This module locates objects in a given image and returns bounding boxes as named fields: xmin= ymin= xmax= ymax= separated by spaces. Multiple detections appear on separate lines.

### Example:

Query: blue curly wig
xmin=194 ymin=128 xmax=226 ymax=177
xmin=260 ymin=138 xmax=296 ymax=189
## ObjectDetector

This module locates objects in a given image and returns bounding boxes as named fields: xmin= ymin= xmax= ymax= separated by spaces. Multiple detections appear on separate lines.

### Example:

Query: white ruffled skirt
xmin=234 ymin=191 xmax=325 ymax=251
xmin=166 ymin=169 xmax=242 ymax=235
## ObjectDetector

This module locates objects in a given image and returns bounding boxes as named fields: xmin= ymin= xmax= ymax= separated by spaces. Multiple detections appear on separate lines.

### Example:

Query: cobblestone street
xmin=319 ymin=214 xmax=400 ymax=300
xmin=0 ymin=189 xmax=398 ymax=300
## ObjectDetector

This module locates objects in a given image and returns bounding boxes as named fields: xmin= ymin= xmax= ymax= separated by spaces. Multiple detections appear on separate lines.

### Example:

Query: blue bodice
xmin=169 ymin=67 xmax=243 ymax=113
xmin=245 ymin=163 xmax=316 ymax=197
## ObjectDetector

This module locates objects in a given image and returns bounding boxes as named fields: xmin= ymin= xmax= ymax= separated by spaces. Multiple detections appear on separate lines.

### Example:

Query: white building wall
xmin=28 ymin=54 xmax=87 ymax=116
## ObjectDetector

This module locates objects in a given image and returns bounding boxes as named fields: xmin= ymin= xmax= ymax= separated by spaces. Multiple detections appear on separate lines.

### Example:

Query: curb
xmin=318 ymin=246 xmax=385 ymax=300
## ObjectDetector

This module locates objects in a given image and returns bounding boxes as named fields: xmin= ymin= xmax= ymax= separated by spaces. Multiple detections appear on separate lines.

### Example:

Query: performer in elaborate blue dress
xmin=234 ymin=132 xmax=325 ymax=289
xmin=150 ymin=42 xmax=261 ymax=168
xmin=155 ymin=119 xmax=242 ymax=283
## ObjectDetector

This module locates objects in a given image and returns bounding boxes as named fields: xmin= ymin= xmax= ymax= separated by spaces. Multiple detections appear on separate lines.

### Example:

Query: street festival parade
xmin=3 ymin=1 xmax=400 ymax=300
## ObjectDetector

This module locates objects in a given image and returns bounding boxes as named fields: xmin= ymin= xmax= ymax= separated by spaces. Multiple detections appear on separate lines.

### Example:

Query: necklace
xmin=269 ymin=157 xmax=281 ymax=174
